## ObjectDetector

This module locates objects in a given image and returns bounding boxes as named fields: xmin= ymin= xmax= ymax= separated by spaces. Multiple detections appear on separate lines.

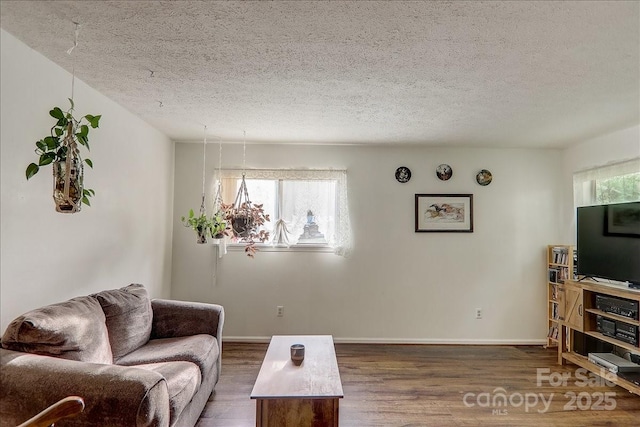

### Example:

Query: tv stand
xmin=557 ymin=280 xmax=640 ymax=396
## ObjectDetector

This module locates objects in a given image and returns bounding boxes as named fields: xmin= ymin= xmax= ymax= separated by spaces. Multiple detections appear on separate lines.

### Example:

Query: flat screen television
xmin=576 ymin=201 xmax=640 ymax=286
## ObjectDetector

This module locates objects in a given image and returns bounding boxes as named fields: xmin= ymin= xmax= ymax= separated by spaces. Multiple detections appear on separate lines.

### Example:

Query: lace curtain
xmin=213 ymin=169 xmax=353 ymax=257
xmin=573 ymin=158 xmax=640 ymax=207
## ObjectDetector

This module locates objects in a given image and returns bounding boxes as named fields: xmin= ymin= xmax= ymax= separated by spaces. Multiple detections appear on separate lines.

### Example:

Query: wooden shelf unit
xmin=557 ymin=279 xmax=640 ymax=397
xmin=545 ymin=245 xmax=574 ymax=348
xmin=561 ymin=351 xmax=640 ymax=396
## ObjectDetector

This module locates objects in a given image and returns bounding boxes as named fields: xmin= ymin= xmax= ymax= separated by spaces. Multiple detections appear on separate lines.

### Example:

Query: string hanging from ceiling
xmin=231 ymin=131 xmax=253 ymax=237
xmin=199 ymin=126 xmax=207 ymax=217
xmin=67 ymin=21 xmax=80 ymax=104
xmin=210 ymin=135 xmax=227 ymax=240
xmin=213 ymin=136 xmax=223 ymax=215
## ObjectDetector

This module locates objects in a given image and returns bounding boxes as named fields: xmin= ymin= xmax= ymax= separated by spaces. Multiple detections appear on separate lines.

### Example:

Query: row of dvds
xmin=551 ymin=246 xmax=570 ymax=265
xmin=549 ymin=266 xmax=571 ymax=284
xmin=551 ymin=301 xmax=561 ymax=320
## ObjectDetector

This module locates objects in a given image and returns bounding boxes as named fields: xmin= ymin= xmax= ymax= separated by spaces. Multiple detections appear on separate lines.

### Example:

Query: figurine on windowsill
xmin=298 ymin=210 xmax=326 ymax=244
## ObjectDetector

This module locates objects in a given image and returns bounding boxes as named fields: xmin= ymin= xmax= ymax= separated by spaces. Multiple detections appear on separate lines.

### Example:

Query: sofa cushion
xmin=116 ymin=334 xmax=218 ymax=379
xmin=136 ymin=361 xmax=201 ymax=425
xmin=0 ymin=296 xmax=113 ymax=364
xmin=94 ymin=284 xmax=152 ymax=360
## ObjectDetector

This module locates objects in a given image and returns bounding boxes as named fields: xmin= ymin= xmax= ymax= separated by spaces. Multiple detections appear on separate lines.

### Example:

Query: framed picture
xmin=605 ymin=203 xmax=640 ymax=237
xmin=415 ymin=194 xmax=473 ymax=232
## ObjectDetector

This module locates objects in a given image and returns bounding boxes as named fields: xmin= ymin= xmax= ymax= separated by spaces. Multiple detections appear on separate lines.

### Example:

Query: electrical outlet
xmin=277 ymin=306 xmax=284 ymax=317
xmin=475 ymin=308 xmax=482 ymax=319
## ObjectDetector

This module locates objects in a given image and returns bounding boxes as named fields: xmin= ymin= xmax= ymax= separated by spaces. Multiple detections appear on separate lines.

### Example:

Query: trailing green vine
xmin=26 ymin=98 xmax=101 ymax=206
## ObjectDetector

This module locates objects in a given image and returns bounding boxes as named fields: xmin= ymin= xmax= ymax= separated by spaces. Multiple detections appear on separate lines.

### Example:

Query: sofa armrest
xmin=151 ymin=299 xmax=225 ymax=384
xmin=0 ymin=348 xmax=170 ymax=427
xmin=151 ymin=299 xmax=224 ymax=345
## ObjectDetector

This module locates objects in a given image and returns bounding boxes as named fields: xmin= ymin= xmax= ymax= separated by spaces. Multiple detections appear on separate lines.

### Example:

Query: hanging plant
xmin=220 ymin=132 xmax=270 ymax=257
xmin=181 ymin=209 xmax=229 ymax=244
xmin=181 ymin=209 xmax=211 ymax=244
xmin=222 ymin=174 xmax=270 ymax=257
xmin=25 ymin=98 xmax=101 ymax=213
xmin=210 ymin=211 xmax=228 ymax=239
xmin=224 ymin=182 xmax=270 ymax=256
xmin=181 ymin=126 xmax=230 ymax=244
xmin=223 ymin=201 xmax=270 ymax=257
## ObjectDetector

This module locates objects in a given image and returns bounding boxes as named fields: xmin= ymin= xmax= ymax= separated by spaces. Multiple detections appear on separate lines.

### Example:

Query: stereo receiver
xmin=595 ymin=294 xmax=639 ymax=320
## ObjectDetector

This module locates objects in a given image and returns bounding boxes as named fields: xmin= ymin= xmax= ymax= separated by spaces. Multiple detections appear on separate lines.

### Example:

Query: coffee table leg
xmin=255 ymin=398 xmax=263 ymax=427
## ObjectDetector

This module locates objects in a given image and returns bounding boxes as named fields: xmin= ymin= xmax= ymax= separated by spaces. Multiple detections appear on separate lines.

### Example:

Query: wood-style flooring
xmin=197 ymin=343 xmax=640 ymax=427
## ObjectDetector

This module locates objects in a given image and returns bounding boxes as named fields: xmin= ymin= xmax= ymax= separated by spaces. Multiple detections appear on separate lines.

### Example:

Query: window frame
xmin=214 ymin=169 xmax=352 ymax=256
xmin=573 ymin=158 xmax=640 ymax=208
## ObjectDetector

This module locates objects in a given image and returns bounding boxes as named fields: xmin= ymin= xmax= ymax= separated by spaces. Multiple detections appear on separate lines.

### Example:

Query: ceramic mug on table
xmin=290 ymin=344 xmax=305 ymax=365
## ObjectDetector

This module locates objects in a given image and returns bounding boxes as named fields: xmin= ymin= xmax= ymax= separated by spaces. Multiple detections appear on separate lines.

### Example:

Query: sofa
xmin=0 ymin=284 xmax=224 ymax=427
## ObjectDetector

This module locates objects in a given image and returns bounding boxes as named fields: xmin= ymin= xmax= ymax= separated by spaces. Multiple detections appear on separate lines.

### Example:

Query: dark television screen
xmin=576 ymin=201 xmax=640 ymax=285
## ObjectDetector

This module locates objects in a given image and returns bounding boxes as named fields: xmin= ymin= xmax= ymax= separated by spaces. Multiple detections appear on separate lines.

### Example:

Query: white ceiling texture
xmin=0 ymin=1 xmax=638 ymax=147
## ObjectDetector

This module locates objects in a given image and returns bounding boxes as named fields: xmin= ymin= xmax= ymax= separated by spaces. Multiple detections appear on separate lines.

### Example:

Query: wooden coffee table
xmin=250 ymin=335 xmax=344 ymax=427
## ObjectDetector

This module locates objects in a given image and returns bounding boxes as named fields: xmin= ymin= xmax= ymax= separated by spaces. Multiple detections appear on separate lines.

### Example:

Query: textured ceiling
xmin=1 ymin=1 xmax=638 ymax=147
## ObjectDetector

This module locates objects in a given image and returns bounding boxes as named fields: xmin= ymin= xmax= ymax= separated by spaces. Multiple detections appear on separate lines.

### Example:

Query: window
xmin=573 ymin=158 xmax=640 ymax=207
xmin=216 ymin=169 xmax=352 ymax=256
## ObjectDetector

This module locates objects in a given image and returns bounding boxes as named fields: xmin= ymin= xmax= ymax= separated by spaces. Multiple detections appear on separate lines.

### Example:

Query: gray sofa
xmin=0 ymin=284 xmax=224 ymax=427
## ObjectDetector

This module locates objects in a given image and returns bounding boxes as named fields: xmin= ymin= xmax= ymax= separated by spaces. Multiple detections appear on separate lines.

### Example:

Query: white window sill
xmin=224 ymin=243 xmax=335 ymax=253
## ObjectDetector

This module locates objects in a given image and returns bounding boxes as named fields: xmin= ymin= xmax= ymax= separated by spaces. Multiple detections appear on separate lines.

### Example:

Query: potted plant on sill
xmin=25 ymin=99 xmax=101 ymax=213
xmin=181 ymin=209 xmax=229 ymax=244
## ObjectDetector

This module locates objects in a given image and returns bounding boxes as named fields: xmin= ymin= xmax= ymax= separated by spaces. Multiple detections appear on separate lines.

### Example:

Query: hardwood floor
xmin=197 ymin=343 xmax=640 ymax=427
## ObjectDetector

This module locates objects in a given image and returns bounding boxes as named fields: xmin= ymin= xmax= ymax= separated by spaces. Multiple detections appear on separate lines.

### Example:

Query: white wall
xmin=172 ymin=142 xmax=564 ymax=343
xmin=560 ymin=125 xmax=640 ymax=243
xmin=0 ymin=30 xmax=174 ymax=332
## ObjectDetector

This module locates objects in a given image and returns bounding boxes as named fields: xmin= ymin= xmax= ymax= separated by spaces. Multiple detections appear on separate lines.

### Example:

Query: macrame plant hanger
xmin=230 ymin=131 xmax=254 ymax=237
xmin=212 ymin=137 xmax=223 ymax=218
xmin=55 ymin=22 xmax=83 ymax=213
xmin=212 ymin=137 xmax=227 ymax=258
xmin=199 ymin=126 xmax=207 ymax=218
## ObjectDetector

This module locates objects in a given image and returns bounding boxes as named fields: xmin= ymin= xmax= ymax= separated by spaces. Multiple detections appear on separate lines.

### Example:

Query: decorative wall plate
xmin=395 ymin=166 xmax=411 ymax=183
xmin=436 ymin=164 xmax=453 ymax=181
xmin=476 ymin=169 xmax=493 ymax=186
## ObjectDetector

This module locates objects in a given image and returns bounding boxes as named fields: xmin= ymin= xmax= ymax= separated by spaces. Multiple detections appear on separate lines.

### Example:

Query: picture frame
xmin=415 ymin=194 xmax=473 ymax=232
xmin=605 ymin=203 xmax=640 ymax=237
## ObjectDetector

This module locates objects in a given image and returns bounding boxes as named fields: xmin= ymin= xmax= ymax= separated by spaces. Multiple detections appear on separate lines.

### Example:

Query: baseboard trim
xmin=223 ymin=336 xmax=547 ymax=345
xmin=224 ymin=336 xmax=272 ymax=343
